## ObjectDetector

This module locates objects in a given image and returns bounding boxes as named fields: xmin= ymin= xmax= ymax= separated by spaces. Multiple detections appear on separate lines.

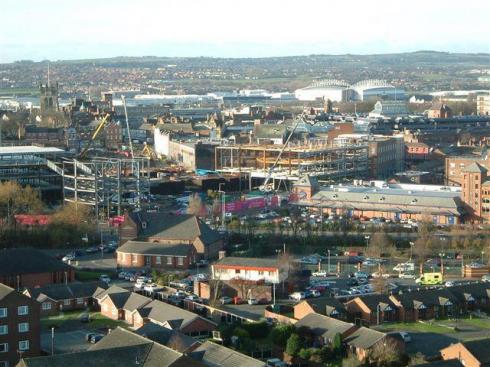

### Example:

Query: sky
xmin=1 ymin=0 xmax=489 ymax=63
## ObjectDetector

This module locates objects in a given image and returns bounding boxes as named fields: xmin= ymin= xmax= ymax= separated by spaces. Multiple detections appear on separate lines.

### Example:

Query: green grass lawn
xmin=41 ymin=311 xmax=128 ymax=330
xmin=376 ymin=321 xmax=455 ymax=334
xmin=456 ymin=317 xmax=490 ymax=329
xmin=75 ymin=270 xmax=112 ymax=282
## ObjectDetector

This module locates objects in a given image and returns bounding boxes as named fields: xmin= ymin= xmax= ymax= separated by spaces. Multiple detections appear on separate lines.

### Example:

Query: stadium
xmin=295 ymin=79 xmax=405 ymax=102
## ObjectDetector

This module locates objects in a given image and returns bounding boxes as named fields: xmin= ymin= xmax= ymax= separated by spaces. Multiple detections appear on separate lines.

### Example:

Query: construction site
xmin=215 ymin=141 xmax=369 ymax=190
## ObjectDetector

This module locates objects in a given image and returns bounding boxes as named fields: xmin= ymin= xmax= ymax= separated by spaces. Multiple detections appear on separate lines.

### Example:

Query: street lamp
xmin=364 ymin=235 xmax=371 ymax=252
xmin=327 ymin=249 xmax=331 ymax=274
xmin=218 ymin=183 xmax=226 ymax=231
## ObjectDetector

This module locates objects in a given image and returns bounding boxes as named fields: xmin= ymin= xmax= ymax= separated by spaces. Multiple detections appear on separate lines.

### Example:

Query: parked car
xmin=399 ymin=332 xmax=412 ymax=343
xmin=311 ymin=270 xmax=327 ymax=277
xmin=62 ymin=253 xmax=76 ymax=262
xmin=79 ymin=313 xmax=90 ymax=323
xmin=482 ymin=274 xmax=490 ymax=282
xmin=185 ymin=295 xmax=201 ymax=302
xmin=85 ymin=246 xmax=99 ymax=254
xmin=118 ymin=271 xmax=128 ymax=279
xmin=219 ymin=296 xmax=232 ymax=305
xmin=247 ymin=298 xmax=259 ymax=305
xmin=444 ymin=281 xmax=456 ymax=287
xmin=354 ymin=271 xmax=369 ymax=279
xmin=85 ymin=332 xmax=98 ymax=342
xmin=144 ymin=283 xmax=164 ymax=293
xmin=89 ymin=334 xmax=104 ymax=344
xmin=99 ymin=274 xmax=111 ymax=284
xmin=399 ymin=273 xmax=415 ymax=279
xmin=289 ymin=292 xmax=306 ymax=301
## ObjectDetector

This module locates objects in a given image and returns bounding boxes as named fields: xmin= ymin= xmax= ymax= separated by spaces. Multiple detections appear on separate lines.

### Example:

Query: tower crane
xmin=78 ymin=113 xmax=110 ymax=159
xmin=259 ymin=115 xmax=317 ymax=192
xmin=121 ymin=95 xmax=134 ymax=159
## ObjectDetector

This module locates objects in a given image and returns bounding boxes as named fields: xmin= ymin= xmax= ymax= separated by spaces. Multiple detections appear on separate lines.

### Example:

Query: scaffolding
xmin=215 ymin=143 xmax=369 ymax=185
xmin=62 ymin=157 xmax=150 ymax=219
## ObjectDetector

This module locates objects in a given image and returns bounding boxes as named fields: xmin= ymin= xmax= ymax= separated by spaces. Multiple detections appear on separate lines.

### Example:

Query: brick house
xmin=0 ymin=248 xmax=74 ymax=289
xmin=132 ymin=299 xmax=216 ymax=337
xmin=293 ymin=298 xmax=347 ymax=320
xmin=441 ymin=339 xmax=490 ymax=367
xmin=427 ymin=103 xmax=453 ymax=119
xmin=119 ymin=212 xmax=223 ymax=259
xmin=103 ymin=120 xmax=122 ymax=149
xmin=406 ymin=142 xmax=431 ymax=161
xmin=389 ymin=288 xmax=459 ymax=322
xmin=116 ymin=241 xmax=197 ymax=270
xmin=344 ymin=327 xmax=402 ymax=361
xmin=344 ymin=294 xmax=398 ymax=325
xmin=97 ymin=287 xmax=151 ymax=324
xmin=0 ymin=284 xmax=41 ymax=367
xmin=23 ymin=282 xmax=108 ymax=316
xmin=294 ymin=313 xmax=357 ymax=347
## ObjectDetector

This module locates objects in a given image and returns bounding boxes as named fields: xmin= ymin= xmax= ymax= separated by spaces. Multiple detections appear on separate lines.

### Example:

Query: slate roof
xmin=191 ymin=340 xmax=266 ymax=367
xmin=135 ymin=323 xmax=199 ymax=353
xmin=449 ymin=282 xmax=490 ymax=302
xmin=89 ymin=327 xmax=204 ymax=367
xmin=129 ymin=213 xmax=221 ymax=245
xmin=462 ymin=162 xmax=488 ymax=174
xmin=93 ymin=285 xmax=129 ymax=301
xmin=458 ymin=339 xmax=490 ymax=365
xmin=0 ymin=248 xmax=73 ymax=276
xmin=213 ymin=257 xmax=281 ymax=269
xmin=392 ymin=288 xmax=458 ymax=310
xmin=254 ymin=124 xmax=286 ymax=140
xmin=26 ymin=281 xmax=108 ymax=302
xmin=295 ymin=313 xmax=355 ymax=340
xmin=0 ymin=283 xmax=14 ymax=301
xmin=122 ymin=292 xmax=152 ymax=312
xmin=344 ymin=327 xmax=386 ymax=349
xmin=311 ymin=186 xmax=462 ymax=216
xmin=297 ymin=298 xmax=346 ymax=316
xmin=352 ymin=294 xmax=397 ymax=312
xmin=117 ymin=241 xmax=191 ymax=256
xmin=137 ymin=299 xmax=216 ymax=330
xmin=294 ymin=175 xmax=319 ymax=189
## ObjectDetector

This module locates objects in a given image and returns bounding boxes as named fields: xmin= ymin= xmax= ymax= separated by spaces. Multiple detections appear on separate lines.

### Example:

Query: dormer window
xmin=142 ymin=221 xmax=147 ymax=229
xmin=363 ymin=195 xmax=369 ymax=200
xmin=379 ymin=196 xmax=385 ymax=201
xmin=411 ymin=199 xmax=418 ymax=204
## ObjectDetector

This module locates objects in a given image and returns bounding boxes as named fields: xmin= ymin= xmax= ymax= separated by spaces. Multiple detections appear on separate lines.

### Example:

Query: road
xmin=41 ymin=329 xmax=92 ymax=354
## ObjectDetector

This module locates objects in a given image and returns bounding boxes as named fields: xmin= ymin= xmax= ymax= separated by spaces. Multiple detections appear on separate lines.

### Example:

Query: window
xmin=258 ymin=271 xmax=264 ymax=276
xmin=18 ymin=323 xmax=28 ymax=333
xmin=235 ymin=269 xmax=241 ymax=274
xmin=167 ymin=256 xmax=173 ymax=265
xmin=0 ymin=326 xmax=7 ymax=335
xmin=0 ymin=360 xmax=8 ymax=367
xmin=0 ymin=309 xmax=6 ymax=318
xmin=177 ymin=257 xmax=184 ymax=266
xmin=17 ymin=306 xmax=28 ymax=316
xmin=18 ymin=340 xmax=29 ymax=352
xmin=63 ymin=299 xmax=71 ymax=306
xmin=76 ymin=298 xmax=84 ymax=305
xmin=42 ymin=302 xmax=52 ymax=310
xmin=0 ymin=344 xmax=7 ymax=353
xmin=156 ymin=256 xmax=161 ymax=265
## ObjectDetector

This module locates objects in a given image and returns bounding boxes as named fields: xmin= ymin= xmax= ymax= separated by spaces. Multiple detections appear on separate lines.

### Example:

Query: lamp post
xmin=218 ymin=183 xmax=226 ymax=231
xmin=409 ymin=241 xmax=414 ymax=261
xmin=364 ymin=235 xmax=371 ymax=253
xmin=327 ymin=249 xmax=331 ymax=274
xmin=51 ymin=326 xmax=55 ymax=355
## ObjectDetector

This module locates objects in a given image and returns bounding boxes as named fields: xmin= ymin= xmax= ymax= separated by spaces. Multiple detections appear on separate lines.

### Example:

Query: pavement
xmin=41 ymin=329 xmax=93 ymax=354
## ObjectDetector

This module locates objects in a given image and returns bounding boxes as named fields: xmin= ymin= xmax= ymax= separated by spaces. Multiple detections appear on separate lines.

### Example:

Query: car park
xmin=219 ymin=296 xmax=232 ymax=305
xmin=99 ymin=274 xmax=111 ymax=283
xmin=289 ymin=292 xmax=306 ymax=301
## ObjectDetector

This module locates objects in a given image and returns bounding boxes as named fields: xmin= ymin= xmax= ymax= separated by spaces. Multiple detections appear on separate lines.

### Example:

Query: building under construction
xmin=62 ymin=157 xmax=150 ymax=219
xmin=215 ymin=142 xmax=369 ymax=189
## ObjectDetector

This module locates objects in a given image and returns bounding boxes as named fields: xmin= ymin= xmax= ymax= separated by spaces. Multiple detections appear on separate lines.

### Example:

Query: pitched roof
xmin=0 ymin=248 xmax=73 ymax=277
xmin=129 ymin=213 xmax=221 ymax=245
xmin=297 ymin=298 xmax=346 ymax=316
xmin=462 ymin=162 xmax=488 ymax=174
xmin=191 ymin=341 xmax=266 ymax=367
xmin=350 ymin=294 xmax=397 ymax=312
xmin=137 ymin=300 xmax=216 ymax=330
xmin=459 ymin=339 xmax=490 ymax=364
xmin=122 ymin=292 xmax=152 ymax=312
xmin=0 ymin=283 xmax=14 ymax=301
xmin=117 ymin=241 xmax=192 ymax=257
xmin=213 ymin=257 xmax=281 ymax=270
xmin=135 ymin=323 xmax=199 ymax=353
xmin=344 ymin=327 xmax=386 ymax=349
xmin=89 ymin=327 xmax=204 ymax=367
xmin=295 ymin=313 xmax=355 ymax=340
xmin=294 ymin=175 xmax=319 ymax=188
xmin=253 ymin=124 xmax=286 ymax=140
xmin=26 ymin=281 xmax=108 ymax=302
xmin=413 ymin=359 xmax=463 ymax=367
xmin=392 ymin=288 xmax=458 ymax=310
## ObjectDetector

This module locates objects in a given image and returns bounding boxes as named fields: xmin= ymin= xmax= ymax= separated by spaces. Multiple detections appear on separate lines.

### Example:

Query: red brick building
xmin=0 ymin=249 xmax=74 ymax=289
xmin=116 ymin=241 xmax=196 ymax=270
xmin=119 ymin=212 xmax=223 ymax=259
xmin=0 ymin=284 xmax=41 ymax=367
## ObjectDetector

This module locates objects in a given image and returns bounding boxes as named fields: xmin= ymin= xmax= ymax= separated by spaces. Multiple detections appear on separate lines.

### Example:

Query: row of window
xmin=0 ymin=340 xmax=29 ymax=353
xmin=41 ymin=298 xmax=85 ymax=310
xmin=0 ymin=306 xmax=28 ymax=318
xmin=0 ymin=323 xmax=29 ymax=335
xmin=124 ymin=254 xmax=185 ymax=266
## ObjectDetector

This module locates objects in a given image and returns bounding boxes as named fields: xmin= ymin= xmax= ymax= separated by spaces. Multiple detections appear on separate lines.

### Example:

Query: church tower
xmin=39 ymin=64 xmax=59 ymax=113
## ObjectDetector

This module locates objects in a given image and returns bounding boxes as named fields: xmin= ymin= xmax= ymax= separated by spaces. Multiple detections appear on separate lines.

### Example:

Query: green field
xmin=376 ymin=321 xmax=455 ymax=334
